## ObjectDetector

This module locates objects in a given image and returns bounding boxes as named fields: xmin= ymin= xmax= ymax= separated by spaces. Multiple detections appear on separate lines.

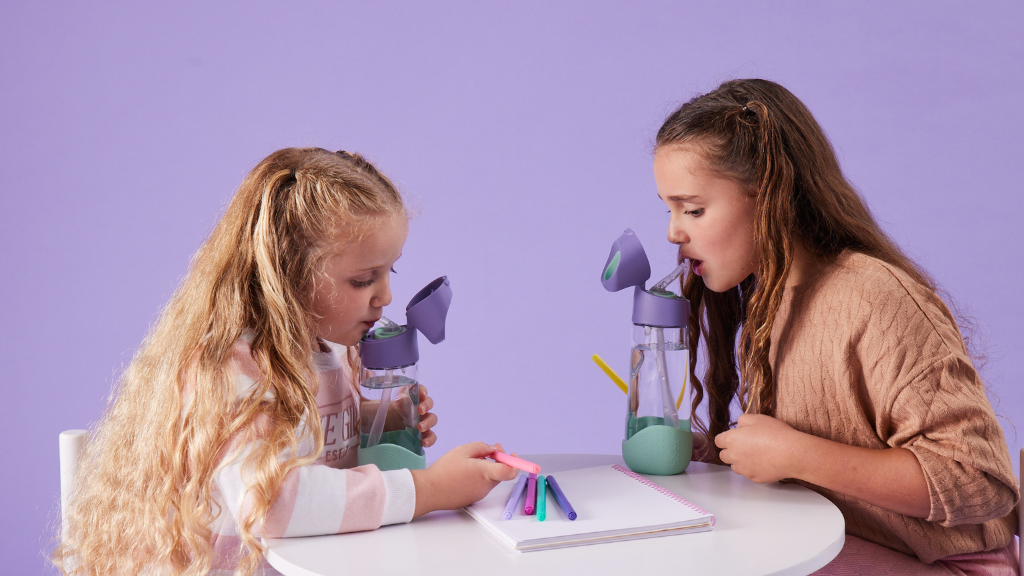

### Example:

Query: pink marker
xmin=490 ymin=451 xmax=541 ymax=474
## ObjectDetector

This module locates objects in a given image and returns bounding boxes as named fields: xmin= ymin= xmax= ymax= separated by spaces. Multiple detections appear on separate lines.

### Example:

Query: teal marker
xmin=536 ymin=474 xmax=547 ymax=521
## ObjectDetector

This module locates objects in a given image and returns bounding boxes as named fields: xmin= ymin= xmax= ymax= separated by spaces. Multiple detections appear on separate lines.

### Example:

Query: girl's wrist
xmin=782 ymin=429 xmax=820 ymax=482
xmin=410 ymin=468 xmax=435 ymax=518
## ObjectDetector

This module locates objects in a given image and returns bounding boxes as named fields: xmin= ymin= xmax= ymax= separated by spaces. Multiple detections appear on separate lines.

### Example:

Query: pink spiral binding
xmin=612 ymin=464 xmax=716 ymax=525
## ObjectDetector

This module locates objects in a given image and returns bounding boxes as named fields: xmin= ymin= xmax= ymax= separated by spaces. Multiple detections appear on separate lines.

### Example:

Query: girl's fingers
xmin=417 ymin=386 xmax=434 ymax=414
xmin=714 ymin=430 xmax=730 ymax=448
xmin=481 ymin=462 xmax=516 ymax=481
xmin=418 ymin=395 xmax=434 ymax=415
xmin=418 ymin=385 xmax=431 ymax=413
xmin=490 ymin=463 xmax=519 ymax=481
xmin=418 ymin=412 xmax=438 ymax=432
xmin=421 ymin=430 xmax=436 ymax=447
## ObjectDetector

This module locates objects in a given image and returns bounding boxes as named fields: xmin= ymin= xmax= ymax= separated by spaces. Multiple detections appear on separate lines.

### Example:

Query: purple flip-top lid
xmin=601 ymin=229 xmax=689 ymax=329
xmin=406 ymin=276 xmax=452 ymax=344
xmin=601 ymin=228 xmax=650 ymax=292
xmin=359 ymin=276 xmax=452 ymax=370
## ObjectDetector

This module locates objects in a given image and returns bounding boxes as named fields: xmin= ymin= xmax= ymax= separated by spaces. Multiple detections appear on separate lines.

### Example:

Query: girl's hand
xmin=714 ymin=414 xmax=805 ymax=483
xmin=716 ymin=415 xmax=933 ymax=516
xmin=416 ymin=384 xmax=437 ymax=447
xmin=410 ymin=442 xmax=518 ymax=517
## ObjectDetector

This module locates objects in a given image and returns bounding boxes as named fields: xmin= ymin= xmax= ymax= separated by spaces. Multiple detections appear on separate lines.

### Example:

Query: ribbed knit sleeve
xmin=771 ymin=251 xmax=1018 ymax=563
xmin=890 ymin=355 xmax=1017 ymax=527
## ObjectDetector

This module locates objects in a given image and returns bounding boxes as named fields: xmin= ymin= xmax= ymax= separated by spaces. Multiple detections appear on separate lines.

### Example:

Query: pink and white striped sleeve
xmin=215 ymin=455 xmax=417 ymax=538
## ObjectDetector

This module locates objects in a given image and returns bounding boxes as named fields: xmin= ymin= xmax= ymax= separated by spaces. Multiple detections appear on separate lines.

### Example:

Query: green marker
xmin=536 ymin=474 xmax=547 ymax=521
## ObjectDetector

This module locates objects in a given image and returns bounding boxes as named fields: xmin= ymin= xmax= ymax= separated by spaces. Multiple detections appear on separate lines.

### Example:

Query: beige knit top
xmin=769 ymin=251 xmax=1018 ymax=563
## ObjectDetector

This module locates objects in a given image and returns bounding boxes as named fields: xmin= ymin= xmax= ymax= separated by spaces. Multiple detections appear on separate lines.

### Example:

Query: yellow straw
xmin=676 ymin=365 xmax=687 ymax=411
xmin=593 ymin=353 xmax=687 ymax=412
xmin=591 ymin=354 xmax=628 ymax=394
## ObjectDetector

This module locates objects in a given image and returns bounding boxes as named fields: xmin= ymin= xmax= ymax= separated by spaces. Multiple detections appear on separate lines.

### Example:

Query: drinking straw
xmin=591 ymin=354 xmax=628 ymax=394
xmin=366 ymin=371 xmax=393 ymax=447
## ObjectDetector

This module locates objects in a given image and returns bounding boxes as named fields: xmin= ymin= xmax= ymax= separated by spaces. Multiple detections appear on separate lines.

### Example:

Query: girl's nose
xmin=668 ymin=217 xmax=688 ymax=245
xmin=373 ymin=277 xmax=393 ymax=308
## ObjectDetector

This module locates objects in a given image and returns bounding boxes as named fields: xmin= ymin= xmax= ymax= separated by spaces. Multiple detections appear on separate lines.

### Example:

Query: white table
xmin=265 ymin=454 xmax=845 ymax=576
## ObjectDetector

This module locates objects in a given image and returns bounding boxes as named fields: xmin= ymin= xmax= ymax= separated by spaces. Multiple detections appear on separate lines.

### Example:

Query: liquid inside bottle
xmin=359 ymin=365 xmax=423 ymax=455
xmin=626 ymin=325 xmax=691 ymax=440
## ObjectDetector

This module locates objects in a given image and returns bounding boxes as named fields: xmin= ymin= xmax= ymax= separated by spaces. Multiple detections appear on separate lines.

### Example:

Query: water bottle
xmin=602 ymin=229 xmax=692 ymax=475
xmin=358 ymin=276 xmax=452 ymax=471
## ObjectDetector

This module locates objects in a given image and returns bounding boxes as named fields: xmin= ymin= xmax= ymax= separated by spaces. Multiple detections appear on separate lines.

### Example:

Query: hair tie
xmin=742 ymin=106 xmax=750 ymax=113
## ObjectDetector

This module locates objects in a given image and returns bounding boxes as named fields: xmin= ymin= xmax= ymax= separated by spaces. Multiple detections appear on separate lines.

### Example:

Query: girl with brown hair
xmin=53 ymin=147 xmax=517 ymax=576
xmin=654 ymin=79 xmax=1018 ymax=574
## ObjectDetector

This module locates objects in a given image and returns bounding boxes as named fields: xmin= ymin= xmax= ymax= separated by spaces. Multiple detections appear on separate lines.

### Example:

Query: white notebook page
xmin=464 ymin=464 xmax=714 ymax=551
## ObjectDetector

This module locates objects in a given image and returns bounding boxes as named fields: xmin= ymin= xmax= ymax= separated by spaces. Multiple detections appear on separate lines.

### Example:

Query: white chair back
xmin=59 ymin=429 xmax=89 ymax=534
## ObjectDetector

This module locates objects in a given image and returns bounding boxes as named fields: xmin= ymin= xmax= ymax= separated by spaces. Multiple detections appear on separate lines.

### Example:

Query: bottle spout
xmin=360 ymin=277 xmax=452 ymax=370
xmin=370 ymin=316 xmax=405 ymax=340
xmin=649 ymin=259 xmax=688 ymax=296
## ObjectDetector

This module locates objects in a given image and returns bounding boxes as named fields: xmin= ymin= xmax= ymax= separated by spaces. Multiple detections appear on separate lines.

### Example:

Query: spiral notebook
xmin=464 ymin=464 xmax=715 ymax=552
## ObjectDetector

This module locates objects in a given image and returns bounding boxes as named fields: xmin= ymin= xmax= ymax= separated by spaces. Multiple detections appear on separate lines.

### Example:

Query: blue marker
xmin=502 ymin=475 xmax=528 ymax=520
xmin=545 ymin=475 xmax=577 ymax=520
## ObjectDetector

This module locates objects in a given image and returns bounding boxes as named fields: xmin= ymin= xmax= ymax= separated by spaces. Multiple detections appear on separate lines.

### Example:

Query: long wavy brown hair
xmin=52 ymin=148 xmax=405 ymax=576
xmin=656 ymin=79 xmax=957 ymax=462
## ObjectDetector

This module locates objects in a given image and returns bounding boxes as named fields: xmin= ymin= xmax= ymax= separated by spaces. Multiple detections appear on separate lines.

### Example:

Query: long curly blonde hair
xmin=52 ymin=148 xmax=405 ymax=576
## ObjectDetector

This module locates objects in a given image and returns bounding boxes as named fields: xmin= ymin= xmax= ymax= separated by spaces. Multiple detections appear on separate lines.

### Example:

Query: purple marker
xmin=524 ymin=473 xmax=538 ymax=515
xmin=546 ymin=475 xmax=577 ymax=520
xmin=502 ymin=475 xmax=528 ymax=520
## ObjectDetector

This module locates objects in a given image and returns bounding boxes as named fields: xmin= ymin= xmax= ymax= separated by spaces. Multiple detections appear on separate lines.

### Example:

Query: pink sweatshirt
xmin=207 ymin=332 xmax=417 ymax=574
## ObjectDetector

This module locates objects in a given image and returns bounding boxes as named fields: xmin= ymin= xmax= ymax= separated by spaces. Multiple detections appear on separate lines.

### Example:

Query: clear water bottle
xmin=628 ymin=325 xmax=690 ymax=443
xmin=602 ymin=229 xmax=692 ymax=475
xmin=359 ymin=361 xmax=423 ymax=463
xmin=358 ymin=276 xmax=452 ymax=471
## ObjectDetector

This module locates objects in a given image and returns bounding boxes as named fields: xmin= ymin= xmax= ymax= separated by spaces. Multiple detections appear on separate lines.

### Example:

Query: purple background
xmin=3 ymin=2 xmax=1022 ymax=572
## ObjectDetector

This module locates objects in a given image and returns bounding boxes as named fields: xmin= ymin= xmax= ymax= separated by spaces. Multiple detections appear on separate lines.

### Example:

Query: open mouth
xmin=691 ymin=259 xmax=704 ymax=276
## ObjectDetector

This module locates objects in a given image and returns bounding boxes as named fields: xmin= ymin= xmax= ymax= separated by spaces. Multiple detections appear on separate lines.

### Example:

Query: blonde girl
xmin=653 ymin=80 xmax=1018 ymax=574
xmin=53 ymin=148 xmax=517 ymax=576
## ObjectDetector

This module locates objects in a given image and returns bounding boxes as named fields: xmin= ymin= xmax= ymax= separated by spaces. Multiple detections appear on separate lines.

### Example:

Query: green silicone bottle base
xmin=358 ymin=443 xmax=426 ymax=471
xmin=622 ymin=422 xmax=692 ymax=476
